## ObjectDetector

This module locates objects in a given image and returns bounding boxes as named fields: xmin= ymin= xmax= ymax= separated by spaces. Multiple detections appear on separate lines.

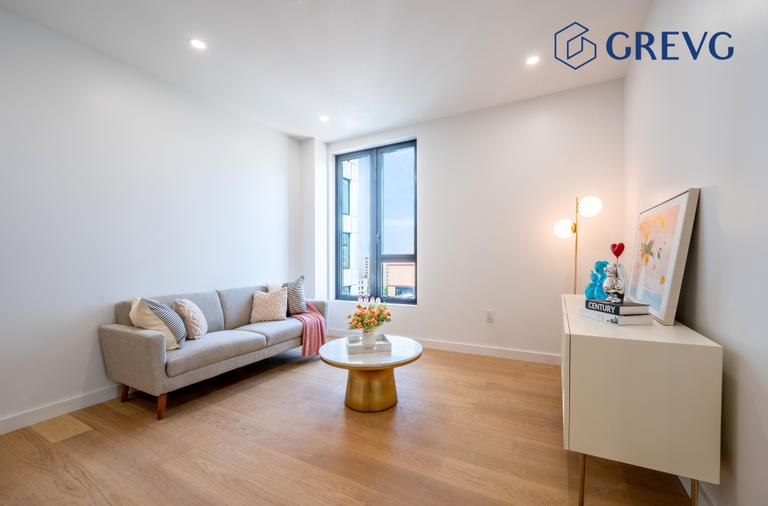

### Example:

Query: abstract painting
xmin=627 ymin=188 xmax=700 ymax=325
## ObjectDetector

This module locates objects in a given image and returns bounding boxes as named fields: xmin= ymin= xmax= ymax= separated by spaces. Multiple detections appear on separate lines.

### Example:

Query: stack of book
xmin=581 ymin=298 xmax=652 ymax=326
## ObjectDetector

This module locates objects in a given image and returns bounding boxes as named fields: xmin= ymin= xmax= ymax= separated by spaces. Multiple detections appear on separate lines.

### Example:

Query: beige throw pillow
xmin=173 ymin=298 xmax=208 ymax=339
xmin=250 ymin=289 xmax=288 ymax=322
xmin=129 ymin=297 xmax=186 ymax=351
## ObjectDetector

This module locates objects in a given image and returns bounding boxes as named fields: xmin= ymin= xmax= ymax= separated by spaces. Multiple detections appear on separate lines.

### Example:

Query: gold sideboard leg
xmin=578 ymin=453 xmax=586 ymax=506
xmin=690 ymin=479 xmax=698 ymax=506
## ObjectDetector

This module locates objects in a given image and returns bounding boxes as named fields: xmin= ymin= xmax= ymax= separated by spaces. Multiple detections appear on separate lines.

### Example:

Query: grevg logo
xmin=554 ymin=22 xmax=734 ymax=70
xmin=554 ymin=22 xmax=597 ymax=70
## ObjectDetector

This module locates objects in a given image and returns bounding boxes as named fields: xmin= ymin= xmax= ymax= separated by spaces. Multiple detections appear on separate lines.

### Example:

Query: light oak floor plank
xmin=29 ymin=414 xmax=93 ymax=444
xmin=0 ymin=348 xmax=690 ymax=505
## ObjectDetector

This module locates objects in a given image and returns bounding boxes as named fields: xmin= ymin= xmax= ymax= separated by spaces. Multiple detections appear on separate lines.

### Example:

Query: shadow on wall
xmin=676 ymin=185 xmax=739 ymax=501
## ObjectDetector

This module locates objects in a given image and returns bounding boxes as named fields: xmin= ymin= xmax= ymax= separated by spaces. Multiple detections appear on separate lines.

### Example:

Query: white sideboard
xmin=560 ymin=294 xmax=722 ymax=503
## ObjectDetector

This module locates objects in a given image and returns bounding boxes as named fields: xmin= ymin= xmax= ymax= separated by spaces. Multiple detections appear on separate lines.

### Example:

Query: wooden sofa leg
xmin=119 ymin=384 xmax=129 ymax=402
xmin=156 ymin=393 xmax=167 ymax=420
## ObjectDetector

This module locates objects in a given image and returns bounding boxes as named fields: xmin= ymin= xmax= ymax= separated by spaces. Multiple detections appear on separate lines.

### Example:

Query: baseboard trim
xmin=327 ymin=328 xmax=560 ymax=365
xmin=0 ymin=385 xmax=116 ymax=436
xmin=678 ymin=477 xmax=717 ymax=506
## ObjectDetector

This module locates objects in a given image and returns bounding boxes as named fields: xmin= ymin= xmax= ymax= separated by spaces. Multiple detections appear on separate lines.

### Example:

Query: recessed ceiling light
xmin=319 ymin=115 xmax=330 ymax=123
xmin=526 ymin=55 xmax=540 ymax=65
xmin=189 ymin=38 xmax=207 ymax=51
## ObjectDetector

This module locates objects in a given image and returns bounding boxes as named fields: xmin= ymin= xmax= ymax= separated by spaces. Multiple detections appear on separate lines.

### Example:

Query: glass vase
xmin=362 ymin=330 xmax=377 ymax=348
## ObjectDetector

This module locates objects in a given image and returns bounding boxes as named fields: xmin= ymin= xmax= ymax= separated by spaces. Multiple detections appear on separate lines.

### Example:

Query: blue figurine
xmin=585 ymin=260 xmax=609 ymax=300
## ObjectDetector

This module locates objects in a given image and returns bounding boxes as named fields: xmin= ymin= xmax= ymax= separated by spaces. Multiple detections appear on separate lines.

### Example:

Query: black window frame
xmin=335 ymin=139 xmax=417 ymax=304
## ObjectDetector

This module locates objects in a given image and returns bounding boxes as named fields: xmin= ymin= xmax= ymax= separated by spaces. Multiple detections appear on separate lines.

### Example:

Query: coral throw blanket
xmin=294 ymin=303 xmax=327 ymax=356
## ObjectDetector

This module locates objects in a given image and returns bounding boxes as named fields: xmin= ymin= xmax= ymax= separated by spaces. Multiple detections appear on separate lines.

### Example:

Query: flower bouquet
xmin=347 ymin=297 xmax=392 ymax=347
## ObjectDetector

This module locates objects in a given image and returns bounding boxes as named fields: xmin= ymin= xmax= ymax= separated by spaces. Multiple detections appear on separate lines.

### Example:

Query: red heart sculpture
xmin=610 ymin=242 xmax=625 ymax=258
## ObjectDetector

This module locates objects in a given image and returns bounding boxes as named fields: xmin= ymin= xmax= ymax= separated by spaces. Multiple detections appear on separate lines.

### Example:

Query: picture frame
xmin=626 ymin=188 xmax=700 ymax=325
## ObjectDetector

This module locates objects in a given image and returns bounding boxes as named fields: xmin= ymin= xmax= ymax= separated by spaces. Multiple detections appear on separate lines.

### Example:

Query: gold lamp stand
xmin=553 ymin=195 xmax=602 ymax=295
xmin=572 ymin=197 xmax=579 ymax=294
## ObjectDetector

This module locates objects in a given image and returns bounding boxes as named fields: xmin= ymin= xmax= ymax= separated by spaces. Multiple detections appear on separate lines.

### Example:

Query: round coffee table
xmin=319 ymin=335 xmax=422 ymax=412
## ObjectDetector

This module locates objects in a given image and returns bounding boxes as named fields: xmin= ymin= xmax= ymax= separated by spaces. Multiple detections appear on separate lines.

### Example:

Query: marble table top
xmin=319 ymin=335 xmax=423 ymax=370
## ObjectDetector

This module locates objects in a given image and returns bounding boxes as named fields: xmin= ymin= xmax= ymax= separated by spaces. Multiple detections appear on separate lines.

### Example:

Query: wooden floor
xmin=0 ymin=349 xmax=690 ymax=505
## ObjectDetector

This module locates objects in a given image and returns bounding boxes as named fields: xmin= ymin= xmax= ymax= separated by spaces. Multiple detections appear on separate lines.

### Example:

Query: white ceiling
xmin=1 ymin=0 xmax=650 ymax=142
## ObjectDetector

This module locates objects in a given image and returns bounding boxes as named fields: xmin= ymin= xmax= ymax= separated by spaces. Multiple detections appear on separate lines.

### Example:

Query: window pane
xmin=380 ymin=146 xmax=415 ymax=255
xmin=341 ymin=233 xmax=350 ymax=269
xmin=382 ymin=261 xmax=416 ymax=300
xmin=341 ymin=178 xmax=350 ymax=215
xmin=340 ymin=155 xmax=372 ymax=296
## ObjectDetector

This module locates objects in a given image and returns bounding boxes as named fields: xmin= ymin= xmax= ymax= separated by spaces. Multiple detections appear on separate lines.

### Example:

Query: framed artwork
xmin=626 ymin=188 xmax=700 ymax=325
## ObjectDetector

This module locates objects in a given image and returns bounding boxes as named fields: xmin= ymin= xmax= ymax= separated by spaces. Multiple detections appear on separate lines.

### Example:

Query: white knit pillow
xmin=129 ymin=297 xmax=186 ymax=350
xmin=250 ymin=289 xmax=288 ymax=322
xmin=173 ymin=298 xmax=208 ymax=339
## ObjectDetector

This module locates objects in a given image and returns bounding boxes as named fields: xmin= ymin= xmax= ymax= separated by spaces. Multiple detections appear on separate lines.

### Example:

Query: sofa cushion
xmin=116 ymin=291 xmax=225 ymax=332
xmin=217 ymin=286 xmax=267 ymax=329
xmin=239 ymin=318 xmax=303 ymax=346
xmin=165 ymin=330 xmax=267 ymax=377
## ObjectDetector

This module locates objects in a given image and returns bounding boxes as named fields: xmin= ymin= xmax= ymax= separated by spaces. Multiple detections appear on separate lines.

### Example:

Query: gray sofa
xmin=98 ymin=285 xmax=327 ymax=419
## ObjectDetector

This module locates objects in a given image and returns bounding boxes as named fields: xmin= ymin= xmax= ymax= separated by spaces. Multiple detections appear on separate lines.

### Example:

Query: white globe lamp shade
xmin=553 ymin=219 xmax=575 ymax=239
xmin=578 ymin=196 xmax=603 ymax=218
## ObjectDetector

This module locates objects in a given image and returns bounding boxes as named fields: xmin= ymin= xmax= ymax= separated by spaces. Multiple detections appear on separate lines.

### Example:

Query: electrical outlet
xmin=485 ymin=309 xmax=495 ymax=324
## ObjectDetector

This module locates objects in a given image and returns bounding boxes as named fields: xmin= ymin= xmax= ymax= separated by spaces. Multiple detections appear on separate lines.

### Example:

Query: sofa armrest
xmin=308 ymin=300 xmax=328 ymax=322
xmin=98 ymin=324 xmax=167 ymax=396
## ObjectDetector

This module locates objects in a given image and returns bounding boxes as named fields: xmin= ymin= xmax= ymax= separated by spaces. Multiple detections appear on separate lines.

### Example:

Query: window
xmin=336 ymin=140 xmax=416 ymax=303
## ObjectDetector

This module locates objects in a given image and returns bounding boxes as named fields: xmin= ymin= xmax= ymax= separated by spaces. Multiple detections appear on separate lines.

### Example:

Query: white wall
xmin=325 ymin=80 xmax=625 ymax=361
xmin=0 ymin=8 xmax=300 ymax=432
xmin=624 ymin=1 xmax=767 ymax=504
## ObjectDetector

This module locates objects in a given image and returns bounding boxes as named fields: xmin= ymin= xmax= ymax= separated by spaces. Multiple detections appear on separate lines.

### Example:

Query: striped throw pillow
xmin=287 ymin=275 xmax=307 ymax=315
xmin=129 ymin=297 xmax=187 ymax=350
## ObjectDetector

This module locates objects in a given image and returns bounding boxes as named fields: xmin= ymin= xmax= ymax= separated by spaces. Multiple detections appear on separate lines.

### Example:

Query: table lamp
xmin=553 ymin=196 xmax=603 ymax=294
